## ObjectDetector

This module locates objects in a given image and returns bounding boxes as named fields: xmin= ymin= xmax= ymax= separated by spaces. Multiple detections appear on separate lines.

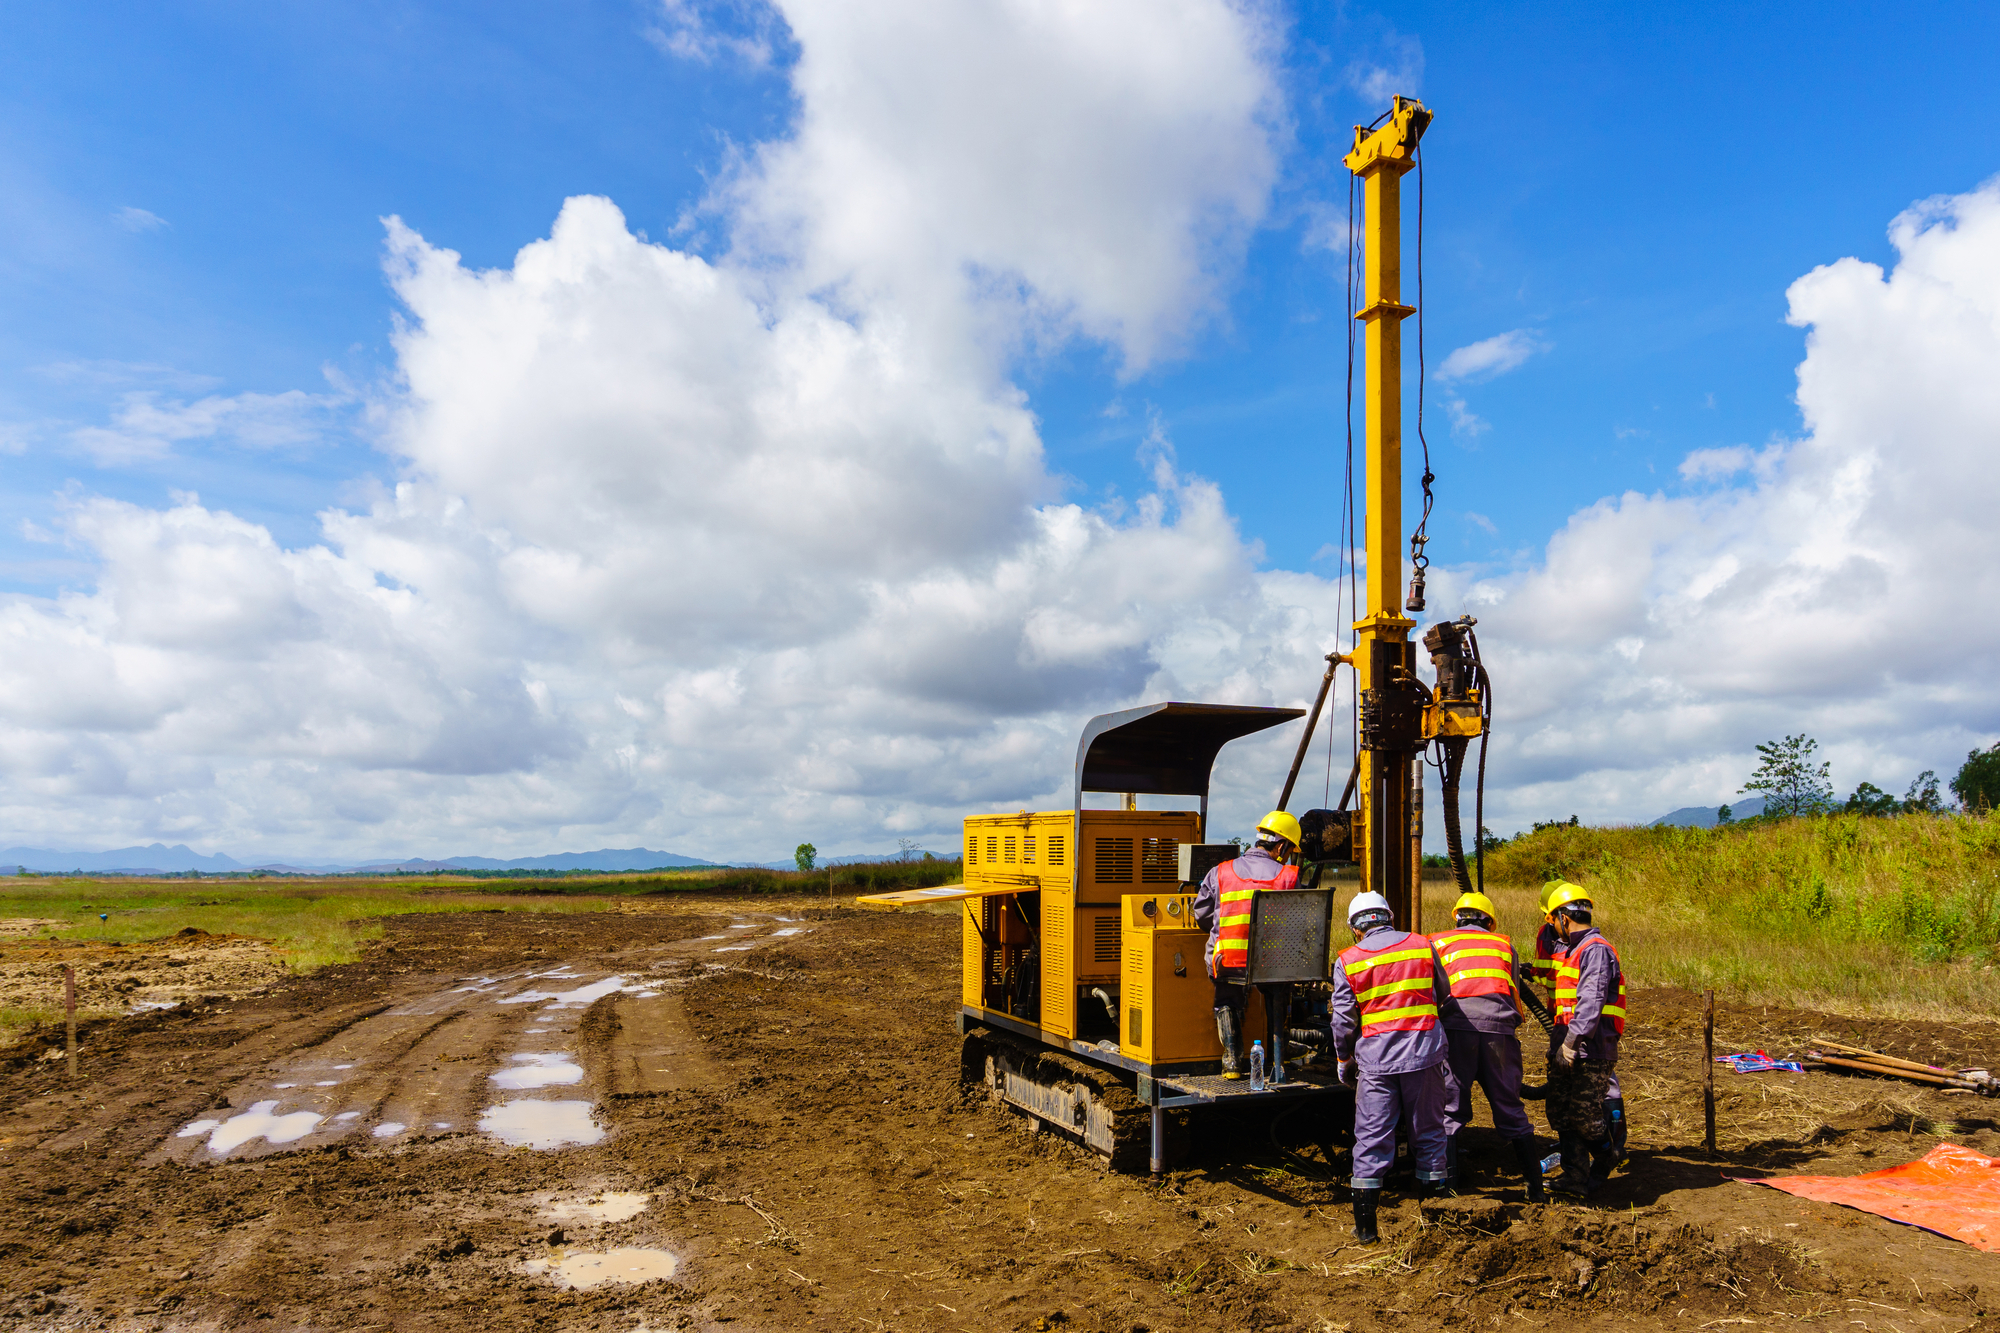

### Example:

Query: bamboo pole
xmin=1810 ymin=1053 xmax=1970 ymax=1088
xmin=1702 ymin=989 xmax=1715 ymax=1155
xmin=1810 ymin=1038 xmax=1957 ymax=1077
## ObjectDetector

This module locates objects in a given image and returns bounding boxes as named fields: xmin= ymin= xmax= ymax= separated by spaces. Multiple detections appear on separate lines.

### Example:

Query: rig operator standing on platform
xmin=1329 ymin=890 xmax=1462 ymax=1244
xmin=1545 ymin=884 xmax=1628 ymax=1197
xmin=1193 ymin=811 xmax=1301 ymax=1079
xmin=1430 ymin=892 xmax=1545 ymax=1201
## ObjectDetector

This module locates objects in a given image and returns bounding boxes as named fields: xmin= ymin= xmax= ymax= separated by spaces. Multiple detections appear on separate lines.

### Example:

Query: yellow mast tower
xmin=1343 ymin=96 xmax=1433 ymax=932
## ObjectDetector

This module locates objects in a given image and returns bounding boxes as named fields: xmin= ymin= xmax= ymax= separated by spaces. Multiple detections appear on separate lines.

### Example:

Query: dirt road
xmin=3 ymin=896 xmax=1998 ymax=1332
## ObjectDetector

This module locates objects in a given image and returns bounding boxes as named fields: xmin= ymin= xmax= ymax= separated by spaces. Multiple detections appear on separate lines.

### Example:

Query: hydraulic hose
xmin=1438 ymin=735 xmax=1475 ymax=896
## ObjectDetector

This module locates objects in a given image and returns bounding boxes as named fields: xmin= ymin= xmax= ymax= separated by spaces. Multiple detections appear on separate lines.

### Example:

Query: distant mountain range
xmin=1649 ymin=797 xmax=1767 ymax=829
xmin=0 ymin=842 xmax=939 ymax=875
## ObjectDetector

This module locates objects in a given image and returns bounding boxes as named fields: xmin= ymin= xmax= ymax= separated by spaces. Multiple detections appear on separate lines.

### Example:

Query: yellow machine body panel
xmin=958 ymin=808 xmax=1200 ymax=1053
xmin=1115 ymin=892 xmax=1267 ymax=1065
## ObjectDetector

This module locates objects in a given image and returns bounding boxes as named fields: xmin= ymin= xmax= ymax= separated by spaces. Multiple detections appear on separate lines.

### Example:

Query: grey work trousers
xmin=1351 ymin=1061 xmax=1453 ymax=1190
xmin=1444 ymin=1028 xmax=1536 ymax=1141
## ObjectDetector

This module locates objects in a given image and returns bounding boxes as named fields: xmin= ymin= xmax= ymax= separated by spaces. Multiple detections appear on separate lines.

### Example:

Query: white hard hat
xmin=1347 ymin=891 xmax=1393 ymax=925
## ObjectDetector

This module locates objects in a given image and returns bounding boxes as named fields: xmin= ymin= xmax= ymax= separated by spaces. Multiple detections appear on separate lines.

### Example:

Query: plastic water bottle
xmin=1249 ymin=1041 xmax=1266 ymax=1091
xmin=1540 ymin=1151 xmax=1563 ymax=1175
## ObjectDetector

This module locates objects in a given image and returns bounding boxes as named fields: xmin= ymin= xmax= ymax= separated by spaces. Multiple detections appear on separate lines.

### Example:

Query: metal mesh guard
xmin=1248 ymin=889 xmax=1333 ymax=983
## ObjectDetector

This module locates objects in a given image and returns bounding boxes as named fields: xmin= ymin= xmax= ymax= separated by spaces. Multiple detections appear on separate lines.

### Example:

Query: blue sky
xmin=3 ymin=1 xmax=1998 ymax=857
xmin=9 ymin=2 xmax=1998 ymax=581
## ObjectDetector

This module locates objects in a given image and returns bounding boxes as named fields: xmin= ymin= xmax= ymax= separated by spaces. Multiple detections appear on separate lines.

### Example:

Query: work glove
xmin=1338 ymin=1059 xmax=1357 ymax=1087
xmin=1555 ymin=1036 xmax=1580 ymax=1068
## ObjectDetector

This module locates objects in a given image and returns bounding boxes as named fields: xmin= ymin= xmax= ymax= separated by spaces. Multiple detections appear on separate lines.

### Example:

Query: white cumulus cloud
xmin=1436 ymin=176 xmax=2000 ymax=828
xmin=0 ymin=0 xmax=1320 ymax=859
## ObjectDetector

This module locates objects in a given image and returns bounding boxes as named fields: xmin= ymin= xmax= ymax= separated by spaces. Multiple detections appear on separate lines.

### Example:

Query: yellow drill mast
xmin=1344 ymin=96 xmax=1433 ymax=932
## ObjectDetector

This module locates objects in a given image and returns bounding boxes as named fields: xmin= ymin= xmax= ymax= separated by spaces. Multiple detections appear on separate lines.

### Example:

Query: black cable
xmin=1470 ymin=628 xmax=1491 ymax=895
xmin=1344 ymin=162 xmax=1360 ymax=787
xmin=1410 ymin=138 xmax=1435 ymax=574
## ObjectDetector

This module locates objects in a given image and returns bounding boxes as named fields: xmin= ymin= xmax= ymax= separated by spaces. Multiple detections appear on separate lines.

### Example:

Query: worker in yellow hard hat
xmin=1525 ymin=881 xmax=1575 ymax=1005
xmin=1544 ymin=884 xmax=1628 ymax=1198
xmin=1193 ymin=810 xmax=1301 ymax=1079
xmin=1430 ymin=891 xmax=1543 ymax=1202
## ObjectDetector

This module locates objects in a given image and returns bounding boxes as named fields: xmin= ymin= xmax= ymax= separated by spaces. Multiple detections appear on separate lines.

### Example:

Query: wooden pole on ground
xmin=63 ymin=963 xmax=77 ymax=1079
xmin=1702 ymin=989 xmax=1716 ymax=1156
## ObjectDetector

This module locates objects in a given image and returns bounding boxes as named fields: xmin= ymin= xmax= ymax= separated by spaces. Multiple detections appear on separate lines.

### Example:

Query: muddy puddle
xmin=521 ymin=1246 xmax=678 ymax=1290
xmin=479 ymin=1098 xmax=605 ymax=1149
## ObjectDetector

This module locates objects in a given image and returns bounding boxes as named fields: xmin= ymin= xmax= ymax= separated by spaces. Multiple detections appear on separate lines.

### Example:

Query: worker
xmin=1430 ymin=892 xmax=1545 ymax=1202
xmin=1329 ymin=890 xmax=1460 ymax=1244
xmin=1193 ymin=810 xmax=1301 ymax=1079
xmin=1545 ymin=884 xmax=1627 ymax=1197
xmin=1527 ymin=881 xmax=1570 ymax=1004
xmin=1525 ymin=880 xmax=1628 ymax=1170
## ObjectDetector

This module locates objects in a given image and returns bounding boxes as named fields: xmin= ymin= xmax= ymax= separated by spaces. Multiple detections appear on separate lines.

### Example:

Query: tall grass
xmin=1472 ymin=813 xmax=2000 ymax=1018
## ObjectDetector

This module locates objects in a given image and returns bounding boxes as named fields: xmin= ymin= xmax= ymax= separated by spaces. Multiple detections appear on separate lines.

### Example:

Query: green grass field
xmin=1477 ymin=812 xmax=2000 ymax=1019
xmin=0 ymin=858 xmax=962 ymax=970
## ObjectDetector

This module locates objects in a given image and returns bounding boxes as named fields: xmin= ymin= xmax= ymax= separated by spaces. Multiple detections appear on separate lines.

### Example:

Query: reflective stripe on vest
xmin=1531 ymin=925 xmax=1563 ymax=989
xmin=1428 ymin=928 xmax=1518 ymax=1000
xmin=1210 ymin=859 xmax=1299 ymax=973
xmin=1337 ymin=934 xmax=1439 ymax=1036
xmin=1553 ymin=934 xmax=1627 ymax=1035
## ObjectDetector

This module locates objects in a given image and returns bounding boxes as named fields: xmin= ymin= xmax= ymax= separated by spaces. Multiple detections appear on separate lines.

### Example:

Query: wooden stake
xmin=63 ymin=963 xmax=77 ymax=1079
xmin=1702 ymin=988 xmax=1715 ymax=1156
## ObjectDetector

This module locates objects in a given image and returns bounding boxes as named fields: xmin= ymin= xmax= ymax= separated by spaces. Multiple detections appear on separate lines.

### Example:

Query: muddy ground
xmin=2 ymin=896 xmax=1998 ymax=1333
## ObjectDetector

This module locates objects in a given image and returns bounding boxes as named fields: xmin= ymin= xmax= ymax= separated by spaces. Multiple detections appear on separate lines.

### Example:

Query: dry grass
xmin=1419 ymin=812 xmax=2000 ymax=1021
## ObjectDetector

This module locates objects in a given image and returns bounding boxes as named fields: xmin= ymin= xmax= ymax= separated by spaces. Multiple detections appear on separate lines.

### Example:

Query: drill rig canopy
xmin=1074 ymin=702 xmax=1305 ymax=820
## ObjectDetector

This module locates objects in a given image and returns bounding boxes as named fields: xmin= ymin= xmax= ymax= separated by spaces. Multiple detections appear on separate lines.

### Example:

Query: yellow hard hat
xmin=1538 ymin=881 xmax=1574 ymax=912
xmin=1547 ymin=883 xmax=1594 ymax=916
xmin=1453 ymin=892 xmax=1498 ymax=922
xmin=1257 ymin=810 xmax=1303 ymax=848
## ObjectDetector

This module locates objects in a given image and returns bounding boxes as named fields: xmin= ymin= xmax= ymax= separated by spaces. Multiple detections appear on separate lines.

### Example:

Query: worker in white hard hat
xmin=1328 ymin=889 xmax=1462 ymax=1244
xmin=1193 ymin=810 xmax=1302 ymax=1079
xmin=1430 ymin=891 xmax=1543 ymax=1202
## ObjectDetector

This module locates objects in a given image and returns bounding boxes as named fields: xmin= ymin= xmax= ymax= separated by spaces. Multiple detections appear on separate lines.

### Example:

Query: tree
xmin=1478 ymin=826 xmax=1505 ymax=855
xmin=1903 ymin=770 xmax=1944 ymax=814
xmin=1717 ymin=804 xmax=1734 ymax=824
xmin=1842 ymin=781 xmax=1898 ymax=817
xmin=794 ymin=843 xmax=817 ymax=873
xmin=1741 ymin=734 xmax=1834 ymax=817
xmin=1952 ymin=743 xmax=2000 ymax=813
xmin=897 ymin=837 xmax=920 ymax=862
xmin=1531 ymin=815 xmax=1581 ymax=834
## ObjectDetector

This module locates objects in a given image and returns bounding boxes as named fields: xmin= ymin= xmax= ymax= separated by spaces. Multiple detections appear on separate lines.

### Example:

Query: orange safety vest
xmin=1428 ymin=927 xmax=1518 ymax=1000
xmin=1531 ymin=923 xmax=1563 ymax=994
xmin=1337 ymin=932 xmax=1441 ymax=1036
xmin=1209 ymin=859 xmax=1300 ymax=976
xmin=1554 ymin=934 xmax=1627 ymax=1035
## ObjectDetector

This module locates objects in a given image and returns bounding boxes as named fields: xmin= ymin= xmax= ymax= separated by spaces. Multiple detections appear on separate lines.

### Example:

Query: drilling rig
xmin=861 ymin=95 xmax=1491 ymax=1171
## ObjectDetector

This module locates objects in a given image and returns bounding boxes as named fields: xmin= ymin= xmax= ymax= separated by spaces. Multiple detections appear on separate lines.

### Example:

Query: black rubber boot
xmin=1443 ymin=1134 xmax=1460 ymax=1191
xmin=1550 ymin=1132 xmax=1594 ymax=1199
xmin=1352 ymin=1188 xmax=1381 ymax=1244
xmin=1587 ymin=1135 xmax=1620 ymax=1183
xmin=1215 ymin=1007 xmax=1244 ymax=1079
xmin=1510 ymin=1137 xmax=1547 ymax=1203
xmin=1605 ymin=1097 xmax=1628 ymax=1168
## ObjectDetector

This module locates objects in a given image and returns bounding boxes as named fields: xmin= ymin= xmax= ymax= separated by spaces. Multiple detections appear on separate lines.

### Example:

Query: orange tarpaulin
xmin=1745 ymin=1142 xmax=2000 ymax=1251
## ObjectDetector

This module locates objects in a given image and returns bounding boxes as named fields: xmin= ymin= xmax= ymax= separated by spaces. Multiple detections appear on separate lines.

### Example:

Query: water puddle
xmin=491 ymin=1052 xmax=584 ymax=1090
xmin=180 ymin=1101 xmax=324 ymax=1154
xmin=770 ymin=928 xmax=803 ymax=937
xmin=373 ymin=1122 xmax=407 ymax=1138
xmin=500 ymin=975 xmax=642 ymax=1010
xmin=131 ymin=998 xmax=180 ymax=1012
xmin=335 ymin=1111 xmax=361 ymax=1121
xmin=726 ymin=923 xmax=756 ymax=930
xmin=522 ymin=1247 xmax=678 ymax=1289
xmin=543 ymin=1191 xmax=651 ymax=1224
xmin=480 ymin=1099 xmax=605 ymax=1150
xmin=714 ymin=945 xmax=752 ymax=952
